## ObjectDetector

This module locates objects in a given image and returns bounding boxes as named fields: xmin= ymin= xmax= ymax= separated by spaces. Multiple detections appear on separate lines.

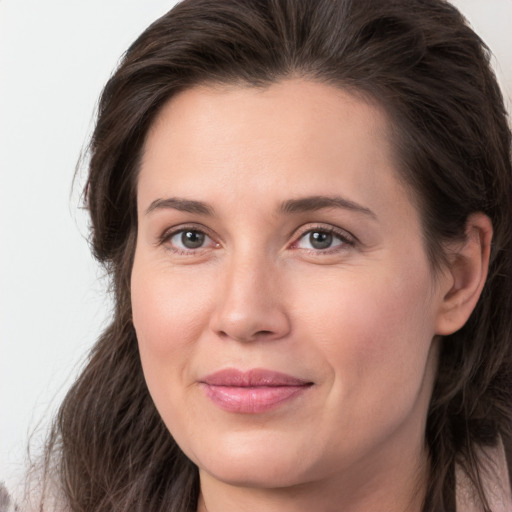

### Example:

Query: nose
xmin=209 ymin=254 xmax=291 ymax=343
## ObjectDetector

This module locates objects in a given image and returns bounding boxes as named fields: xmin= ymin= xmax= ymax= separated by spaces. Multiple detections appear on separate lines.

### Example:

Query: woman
xmin=33 ymin=0 xmax=512 ymax=511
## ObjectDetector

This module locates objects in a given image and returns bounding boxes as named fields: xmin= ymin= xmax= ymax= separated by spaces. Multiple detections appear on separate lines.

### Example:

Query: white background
xmin=1 ymin=0 xmax=511 ymax=491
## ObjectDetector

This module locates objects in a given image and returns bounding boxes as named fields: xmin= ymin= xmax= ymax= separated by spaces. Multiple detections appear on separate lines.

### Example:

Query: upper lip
xmin=201 ymin=368 xmax=312 ymax=387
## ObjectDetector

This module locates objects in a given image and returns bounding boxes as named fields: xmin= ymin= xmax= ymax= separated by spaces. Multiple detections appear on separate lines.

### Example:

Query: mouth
xmin=199 ymin=368 xmax=313 ymax=414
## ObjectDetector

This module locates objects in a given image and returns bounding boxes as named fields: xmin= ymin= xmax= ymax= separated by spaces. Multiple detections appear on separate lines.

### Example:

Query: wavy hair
xmin=41 ymin=0 xmax=512 ymax=510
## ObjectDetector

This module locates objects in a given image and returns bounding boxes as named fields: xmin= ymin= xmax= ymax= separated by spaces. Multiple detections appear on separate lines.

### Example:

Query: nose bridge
xmin=210 ymin=245 xmax=290 ymax=342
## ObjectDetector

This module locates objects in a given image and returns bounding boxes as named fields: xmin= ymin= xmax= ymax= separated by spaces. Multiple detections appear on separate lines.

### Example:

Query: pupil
xmin=310 ymin=231 xmax=332 ymax=249
xmin=182 ymin=231 xmax=205 ymax=249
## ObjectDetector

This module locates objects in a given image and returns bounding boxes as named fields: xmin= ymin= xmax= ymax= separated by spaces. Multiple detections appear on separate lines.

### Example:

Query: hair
xmin=39 ymin=0 xmax=512 ymax=510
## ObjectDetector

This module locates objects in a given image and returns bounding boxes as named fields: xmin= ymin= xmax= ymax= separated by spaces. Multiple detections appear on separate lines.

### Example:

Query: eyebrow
xmin=280 ymin=195 xmax=376 ymax=219
xmin=145 ymin=197 xmax=214 ymax=216
xmin=145 ymin=194 xmax=376 ymax=219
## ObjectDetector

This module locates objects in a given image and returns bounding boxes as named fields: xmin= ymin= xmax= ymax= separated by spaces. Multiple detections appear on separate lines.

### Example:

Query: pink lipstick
xmin=200 ymin=368 xmax=312 ymax=413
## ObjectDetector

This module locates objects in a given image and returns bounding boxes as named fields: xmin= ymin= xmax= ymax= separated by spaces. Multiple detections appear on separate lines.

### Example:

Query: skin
xmin=131 ymin=79 xmax=491 ymax=512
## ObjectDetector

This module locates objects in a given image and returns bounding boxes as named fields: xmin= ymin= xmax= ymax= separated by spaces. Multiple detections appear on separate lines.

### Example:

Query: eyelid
xmin=289 ymin=223 xmax=357 ymax=250
xmin=157 ymin=223 xmax=220 ymax=252
xmin=156 ymin=222 xmax=356 ymax=254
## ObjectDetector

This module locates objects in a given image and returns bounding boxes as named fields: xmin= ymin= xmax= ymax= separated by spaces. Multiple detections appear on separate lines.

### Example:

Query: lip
xmin=199 ymin=368 xmax=313 ymax=414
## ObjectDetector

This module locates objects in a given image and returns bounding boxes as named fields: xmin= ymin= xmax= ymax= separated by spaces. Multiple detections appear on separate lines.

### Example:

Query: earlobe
xmin=435 ymin=213 xmax=493 ymax=336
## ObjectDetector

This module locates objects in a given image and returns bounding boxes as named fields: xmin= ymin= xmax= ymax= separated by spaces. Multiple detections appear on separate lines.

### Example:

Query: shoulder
xmin=0 ymin=482 xmax=19 ymax=512
xmin=0 ymin=480 xmax=68 ymax=512
xmin=456 ymin=438 xmax=512 ymax=512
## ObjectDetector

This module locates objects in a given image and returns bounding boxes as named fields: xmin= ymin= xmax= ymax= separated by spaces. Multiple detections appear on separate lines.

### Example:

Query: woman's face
xmin=131 ymin=80 xmax=450 ymax=493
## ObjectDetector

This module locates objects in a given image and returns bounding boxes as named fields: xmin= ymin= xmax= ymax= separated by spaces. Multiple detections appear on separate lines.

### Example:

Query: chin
xmin=201 ymin=460 xmax=307 ymax=489
xmin=190 ymin=433 xmax=314 ymax=488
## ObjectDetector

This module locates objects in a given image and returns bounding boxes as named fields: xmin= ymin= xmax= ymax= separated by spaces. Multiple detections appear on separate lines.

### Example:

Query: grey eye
xmin=295 ymin=229 xmax=348 ymax=251
xmin=309 ymin=231 xmax=333 ymax=249
xmin=180 ymin=230 xmax=206 ymax=248
xmin=169 ymin=229 xmax=209 ymax=250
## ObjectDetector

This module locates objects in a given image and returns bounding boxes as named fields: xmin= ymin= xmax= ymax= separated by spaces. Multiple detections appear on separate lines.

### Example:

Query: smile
xmin=200 ymin=368 xmax=313 ymax=414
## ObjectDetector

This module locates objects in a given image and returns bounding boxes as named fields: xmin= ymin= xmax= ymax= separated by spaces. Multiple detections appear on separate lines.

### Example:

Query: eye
xmin=173 ymin=230 xmax=207 ymax=249
xmin=162 ymin=227 xmax=218 ymax=254
xmin=293 ymin=227 xmax=355 ymax=252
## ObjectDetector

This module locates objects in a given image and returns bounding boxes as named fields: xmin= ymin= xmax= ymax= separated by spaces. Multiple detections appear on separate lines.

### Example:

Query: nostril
xmin=217 ymin=328 xmax=283 ymax=343
xmin=256 ymin=330 xmax=274 ymax=337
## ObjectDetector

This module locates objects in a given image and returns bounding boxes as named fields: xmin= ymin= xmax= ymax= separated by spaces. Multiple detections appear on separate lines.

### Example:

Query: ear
xmin=435 ymin=212 xmax=493 ymax=336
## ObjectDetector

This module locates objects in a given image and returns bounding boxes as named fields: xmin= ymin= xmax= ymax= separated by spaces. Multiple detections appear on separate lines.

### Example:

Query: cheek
xmin=292 ymin=266 xmax=437 ymax=463
xmin=294 ymin=260 xmax=436 ymax=392
xmin=130 ymin=259 xmax=214 ymax=415
xmin=132 ymin=263 xmax=209 ymax=354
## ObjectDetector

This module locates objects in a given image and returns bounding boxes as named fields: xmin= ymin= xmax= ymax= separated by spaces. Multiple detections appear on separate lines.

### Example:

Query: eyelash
xmin=158 ymin=224 xmax=356 ymax=256
xmin=290 ymin=225 xmax=356 ymax=254
xmin=158 ymin=224 xmax=218 ymax=255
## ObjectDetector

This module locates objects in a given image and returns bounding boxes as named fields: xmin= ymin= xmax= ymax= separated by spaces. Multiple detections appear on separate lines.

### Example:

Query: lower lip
xmin=202 ymin=384 xmax=310 ymax=413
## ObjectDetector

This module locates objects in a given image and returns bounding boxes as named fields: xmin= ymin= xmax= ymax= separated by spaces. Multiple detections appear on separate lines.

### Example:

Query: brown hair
xmin=41 ymin=0 xmax=512 ymax=510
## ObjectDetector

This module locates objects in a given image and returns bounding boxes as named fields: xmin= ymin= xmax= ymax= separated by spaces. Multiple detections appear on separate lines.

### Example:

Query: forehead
xmin=138 ymin=79 xmax=414 ymax=224
xmin=145 ymin=80 xmax=390 ymax=163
